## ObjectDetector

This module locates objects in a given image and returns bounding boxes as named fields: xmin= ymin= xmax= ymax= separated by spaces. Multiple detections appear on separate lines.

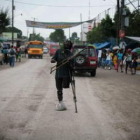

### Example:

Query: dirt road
xmin=0 ymin=54 xmax=140 ymax=140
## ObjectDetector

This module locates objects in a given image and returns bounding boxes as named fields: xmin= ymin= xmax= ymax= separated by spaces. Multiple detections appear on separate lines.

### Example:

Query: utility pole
xmin=69 ymin=28 xmax=70 ymax=39
xmin=31 ymin=17 xmax=37 ymax=40
xmin=138 ymin=0 xmax=139 ymax=10
xmin=80 ymin=13 xmax=83 ymax=44
xmin=116 ymin=0 xmax=120 ymax=45
xmin=121 ymin=0 xmax=125 ymax=31
xmin=12 ymin=0 xmax=15 ymax=45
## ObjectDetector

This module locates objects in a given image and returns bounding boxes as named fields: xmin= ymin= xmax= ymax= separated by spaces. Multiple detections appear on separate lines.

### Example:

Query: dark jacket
xmin=52 ymin=49 xmax=73 ymax=78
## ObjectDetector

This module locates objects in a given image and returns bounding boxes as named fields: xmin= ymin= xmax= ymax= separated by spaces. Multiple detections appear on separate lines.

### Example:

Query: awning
xmin=94 ymin=42 xmax=111 ymax=50
xmin=0 ymin=37 xmax=7 ymax=42
xmin=26 ymin=19 xmax=93 ymax=29
xmin=125 ymin=36 xmax=140 ymax=43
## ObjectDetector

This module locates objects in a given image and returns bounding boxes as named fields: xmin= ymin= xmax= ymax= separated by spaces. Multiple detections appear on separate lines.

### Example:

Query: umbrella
xmin=113 ymin=46 xmax=120 ymax=50
xmin=132 ymin=48 xmax=140 ymax=54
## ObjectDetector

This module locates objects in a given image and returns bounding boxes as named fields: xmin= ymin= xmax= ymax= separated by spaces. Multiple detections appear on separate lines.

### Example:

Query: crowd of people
xmin=98 ymin=48 xmax=140 ymax=75
xmin=1 ymin=45 xmax=24 ymax=67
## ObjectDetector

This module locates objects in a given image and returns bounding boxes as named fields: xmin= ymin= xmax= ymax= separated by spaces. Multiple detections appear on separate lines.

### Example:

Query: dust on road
xmin=0 ymin=54 xmax=140 ymax=140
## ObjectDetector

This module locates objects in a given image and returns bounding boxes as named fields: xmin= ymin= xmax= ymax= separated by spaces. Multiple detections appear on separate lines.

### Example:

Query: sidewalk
xmin=0 ymin=56 xmax=28 ymax=71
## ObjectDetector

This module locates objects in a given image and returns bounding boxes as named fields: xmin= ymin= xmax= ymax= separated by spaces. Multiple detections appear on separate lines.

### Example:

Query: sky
xmin=0 ymin=0 xmax=138 ymax=39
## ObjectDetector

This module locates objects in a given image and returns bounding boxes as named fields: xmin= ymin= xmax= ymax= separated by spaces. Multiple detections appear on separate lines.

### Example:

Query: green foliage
xmin=4 ymin=26 xmax=22 ymax=38
xmin=49 ymin=29 xmax=65 ymax=43
xmin=87 ymin=14 xmax=115 ymax=43
xmin=125 ymin=10 xmax=140 ymax=36
xmin=87 ymin=26 xmax=103 ymax=43
xmin=29 ymin=33 xmax=44 ymax=42
xmin=0 ymin=8 xmax=10 ymax=33
xmin=70 ymin=32 xmax=80 ymax=43
xmin=100 ymin=15 xmax=116 ymax=38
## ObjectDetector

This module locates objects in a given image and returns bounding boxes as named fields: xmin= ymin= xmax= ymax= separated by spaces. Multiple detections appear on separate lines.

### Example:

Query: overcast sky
xmin=0 ymin=0 xmax=136 ymax=39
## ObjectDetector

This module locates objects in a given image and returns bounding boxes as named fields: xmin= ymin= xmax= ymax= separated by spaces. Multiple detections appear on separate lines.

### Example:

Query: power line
xmin=5 ymin=0 xmax=115 ymax=8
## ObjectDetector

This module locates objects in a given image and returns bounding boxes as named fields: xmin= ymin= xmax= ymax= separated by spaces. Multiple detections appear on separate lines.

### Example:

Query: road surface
xmin=0 ymin=54 xmax=140 ymax=140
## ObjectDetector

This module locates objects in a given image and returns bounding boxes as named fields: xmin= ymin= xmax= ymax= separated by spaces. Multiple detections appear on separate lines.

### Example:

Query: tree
xmin=87 ymin=26 xmax=103 ymax=43
xmin=0 ymin=8 xmax=10 ymax=34
xmin=4 ymin=26 xmax=22 ymax=38
xmin=49 ymin=29 xmax=65 ymax=43
xmin=125 ymin=10 xmax=140 ymax=36
xmin=87 ymin=15 xmax=115 ymax=43
xmin=29 ymin=33 xmax=44 ymax=42
xmin=70 ymin=32 xmax=77 ymax=42
xmin=100 ymin=14 xmax=116 ymax=39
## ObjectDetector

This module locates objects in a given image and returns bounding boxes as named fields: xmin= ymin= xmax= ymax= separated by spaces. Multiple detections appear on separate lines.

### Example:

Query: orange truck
xmin=27 ymin=41 xmax=43 ymax=59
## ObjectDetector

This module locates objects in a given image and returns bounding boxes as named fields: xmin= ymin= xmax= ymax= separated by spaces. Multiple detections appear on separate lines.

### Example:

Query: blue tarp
xmin=94 ymin=42 xmax=111 ymax=50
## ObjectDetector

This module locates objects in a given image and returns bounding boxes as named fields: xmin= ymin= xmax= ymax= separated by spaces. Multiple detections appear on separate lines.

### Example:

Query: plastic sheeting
xmin=94 ymin=42 xmax=111 ymax=50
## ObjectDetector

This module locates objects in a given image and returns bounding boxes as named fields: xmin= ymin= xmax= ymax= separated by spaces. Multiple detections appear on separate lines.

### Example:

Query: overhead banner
xmin=26 ymin=19 xmax=93 ymax=29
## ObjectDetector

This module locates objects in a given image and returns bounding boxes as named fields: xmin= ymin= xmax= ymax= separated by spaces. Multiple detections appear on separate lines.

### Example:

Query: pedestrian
xmin=131 ymin=57 xmax=138 ymax=74
xmin=101 ymin=48 xmax=107 ymax=68
xmin=113 ymin=53 xmax=118 ymax=71
xmin=125 ymin=49 xmax=132 ymax=74
xmin=17 ymin=47 xmax=22 ymax=62
xmin=24 ymin=47 xmax=28 ymax=57
xmin=3 ymin=48 xmax=9 ymax=64
xmin=117 ymin=49 xmax=123 ymax=72
xmin=51 ymin=40 xmax=73 ymax=111
xmin=97 ymin=50 xmax=102 ymax=67
xmin=105 ymin=50 xmax=112 ymax=70
xmin=9 ymin=45 xmax=16 ymax=67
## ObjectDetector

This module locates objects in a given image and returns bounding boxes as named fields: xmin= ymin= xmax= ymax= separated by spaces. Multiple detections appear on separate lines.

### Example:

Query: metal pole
xmin=138 ymin=0 xmax=139 ymax=10
xmin=69 ymin=28 xmax=70 ymax=39
xmin=12 ymin=0 xmax=14 ymax=45
xmin=121 ymin=0 xmax=125 ymax=30
xmin=116 ymin=0 xmax=120 ymax=45
xmin=80 ymin=13 xmax=83 ymax=43
xmin=33 ymin=18 xmax=35 ymax=40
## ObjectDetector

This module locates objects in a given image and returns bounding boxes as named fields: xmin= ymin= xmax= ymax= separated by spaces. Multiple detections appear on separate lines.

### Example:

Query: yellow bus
xmin=27 ymin=41 xmax=43 ymax=59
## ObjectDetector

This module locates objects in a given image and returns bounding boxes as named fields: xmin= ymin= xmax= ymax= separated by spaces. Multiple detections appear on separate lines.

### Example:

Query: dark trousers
xmin=4 ymin=54 xmax=8 ymax=64
xmin=125 ymin=61 xmax=132 ymax=73
xmin=55 ymin=77 xmax=71 ymax=101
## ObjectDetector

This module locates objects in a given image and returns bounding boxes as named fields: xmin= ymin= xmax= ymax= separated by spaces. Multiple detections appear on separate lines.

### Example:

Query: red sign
xmin=119 ymin=30 xmax=125 ymax=38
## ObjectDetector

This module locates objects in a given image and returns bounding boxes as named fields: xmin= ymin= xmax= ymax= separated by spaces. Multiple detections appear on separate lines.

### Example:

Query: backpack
xmin=10 ymin=49 xmax=15 ymax=55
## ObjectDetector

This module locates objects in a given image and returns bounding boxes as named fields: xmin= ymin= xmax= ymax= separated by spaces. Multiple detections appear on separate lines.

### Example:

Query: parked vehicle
xmin=43 ymin=47 xmax=48 ymax=54
xmin=49 ymin=44 xmax=60 ymax=56
xmin=27 ymin=41 xmax=43 ymax=59
xmin=71 ymin=44 xmax=98 ymax=77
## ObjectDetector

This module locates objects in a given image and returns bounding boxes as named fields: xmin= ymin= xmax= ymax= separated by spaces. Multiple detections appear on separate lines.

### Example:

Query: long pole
xmin=121 ymin=0 xmax=125 ymax=31
xmin=138 ymin=0 xmax=139 ymax=10
xmin=116 ymin=0 xmax=120 ymax=45
xmin=12 ymin=0 xmax=14 ymax=45
xmin=33 ymin=18 xmax=35 ymax=40
xmin=69 ymin=28 xmax=70 ymax=39
xmin=80 ymin=13 xmax=83 ymax=43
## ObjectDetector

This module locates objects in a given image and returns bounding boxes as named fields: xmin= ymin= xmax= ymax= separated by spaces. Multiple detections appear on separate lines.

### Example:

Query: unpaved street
xmin=0 ymin=54 xmax=140 ymax=140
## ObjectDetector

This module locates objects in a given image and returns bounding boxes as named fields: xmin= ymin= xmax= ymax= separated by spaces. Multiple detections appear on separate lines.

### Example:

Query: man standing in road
xmin=51 ymin=40 xmax=73 ymax=111
xmin=9 ymin=45 xmax=16 ymax=67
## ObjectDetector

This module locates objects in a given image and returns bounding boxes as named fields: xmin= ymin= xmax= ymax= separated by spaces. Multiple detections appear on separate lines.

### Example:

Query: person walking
xmin=105 ymin=50 xmax=112 ymax=70
xmin=117 ymin=49 xmax=124 ymax=72
xmin=131 ymin=56 xmax=138 ymax=74
xmin=17 ymin=47 xmax=22 ymax=62
xmin=101 ymin=48 xmax=107 ymax=68
xmin=3 ymin=48 xmax=9 ymax=64
xmin=51 ymin=40 xmax=73 ymax=111
xmin=9 ymin=45 xmax=16 ymax=67
xmin=125 ymin=49 xmax=132 ymax=74
xmin=113 ymin=53 xmax=118 ymax=71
